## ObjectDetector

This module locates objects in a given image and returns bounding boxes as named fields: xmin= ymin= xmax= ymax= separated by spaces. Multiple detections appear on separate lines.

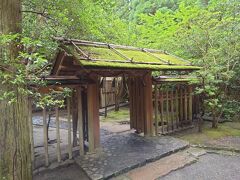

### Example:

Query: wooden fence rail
xmin=30 ymin=88 xmax=89 ymax=170
xmin=153 ymin=85 xmax=193 ymax=135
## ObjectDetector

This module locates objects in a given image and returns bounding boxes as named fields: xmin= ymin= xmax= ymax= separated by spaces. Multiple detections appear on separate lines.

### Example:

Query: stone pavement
xmin=75 ymin=132 xmax=189 ymax=180
xmin=113 ymin=147 xmax=206 ymax=180
xmin=161 ymin=153 xmax=240 ymax=180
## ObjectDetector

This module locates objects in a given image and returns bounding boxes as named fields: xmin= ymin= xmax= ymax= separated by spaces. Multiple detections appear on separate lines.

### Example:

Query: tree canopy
xmin=1 ymin=0 xmax=240 ymax=123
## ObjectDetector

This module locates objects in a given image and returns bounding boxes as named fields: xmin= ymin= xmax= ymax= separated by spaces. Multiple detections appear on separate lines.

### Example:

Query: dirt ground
xmin=173 ymin=121 xmax=240 ymax=150
xmin=32 ymin=107 xmax=131 ymax=169
xmin=33 ymin=108 xmax=240 ymax=180
xmin=34 ymin=163 xmax=89 ymax=180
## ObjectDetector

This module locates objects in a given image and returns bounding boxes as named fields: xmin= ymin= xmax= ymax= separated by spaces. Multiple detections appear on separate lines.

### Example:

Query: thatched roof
xmin=55 ymin=37 xmax=200 ymax=71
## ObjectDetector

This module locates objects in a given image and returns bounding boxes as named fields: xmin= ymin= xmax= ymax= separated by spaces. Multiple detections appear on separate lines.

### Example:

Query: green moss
xmin=178 ymin=122 xmax=240 ymax=145
xmin=101 ymin=108 xmax=130 ymax=122
xmin=152 ymin=52 xmax=186 ymax=65
xmin=80 ymin=46 xmax=125 ymax=60
xmin=159 ymin=78 xmax=199 ymax=82
xmin=117 ymin=49 xmax=162 ymax=63
xmin=62 ymin=45 xmax=201 ymax=70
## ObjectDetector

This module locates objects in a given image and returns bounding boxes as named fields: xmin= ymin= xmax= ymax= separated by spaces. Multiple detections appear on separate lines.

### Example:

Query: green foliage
xmin=101 ymin=108 xmax=129 ymax=122
xmin=126 ymin=0 xmax=240 ymax=123
xmin=1 ymin=0 xmax=239 ymax=120
xmin=178 ymin=122 xmax=240 ymax=145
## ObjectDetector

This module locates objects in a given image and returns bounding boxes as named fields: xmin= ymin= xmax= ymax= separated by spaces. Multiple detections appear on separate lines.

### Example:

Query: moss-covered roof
xmin=59 ymin=38 xmax=201 ymax=71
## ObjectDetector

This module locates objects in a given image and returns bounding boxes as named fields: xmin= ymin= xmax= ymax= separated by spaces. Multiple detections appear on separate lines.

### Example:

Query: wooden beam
xmin=143 ymin=72 xmax=154 ymax=136
xmin=176 ymin=88 xmax=179 ymax=128
xmin=28 ymin=98 xmax=34 ymax=169
xmin=180 ymin=88 xmax=183 ymax=127
xmin=128 ymin=78 xmax=134 ymax=129
xmin=55 ymin=107 xmax=61 ymax=163
xmin=154 ymin=85 xmax=159 ymax=136
xmin=166 ymin=90 xmax=169 ymax=132
xmin=67 ymin=97 xmax=72 ymax=159
xmin=51 ymin=51 xmax=66 ymax=75
xmin=43 ymin=108 xmax=49 ymax=167
xmin=77 ymin=88 xmax=84 ymax=155
xmin=72 ymin=90 xmax=78 ymax=147
xmin=184 ymin=88 xmax=188 ymax=122
xmin=87 ymin=75 xmax=100 ymax=152
xmin=171 ymin=88 xmax=174 ymax=130
xmin=188 ymin=86 xmax=193 ymax=123
xmin=160 ymin=89 xmax=164 ymax=134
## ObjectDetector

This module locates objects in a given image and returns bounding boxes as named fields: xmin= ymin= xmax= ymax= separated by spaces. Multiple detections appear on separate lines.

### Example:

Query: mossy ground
xmin=175 ymin=122 xmax=240 ymax=145
xmin=100 ymin=107 xmax=130 ymax=122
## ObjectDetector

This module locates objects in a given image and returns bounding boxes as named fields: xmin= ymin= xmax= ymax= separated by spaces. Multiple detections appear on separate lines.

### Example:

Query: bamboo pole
xmin=55 ymin=107 xmax=61 ymax=163
xmin=28 ymin=98 xmax=34 ymax=168
xmin=67 ymin=97 xmax=72 ymax=159
xmin=77 ymin=88 xmax=84 ymax=155
xmin=154 ymin=85 xmax=159 ymax=136
xmin=43 ymin=108 xmax=49 ymax=166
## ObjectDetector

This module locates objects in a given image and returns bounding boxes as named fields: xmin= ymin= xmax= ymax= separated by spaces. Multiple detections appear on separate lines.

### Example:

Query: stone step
xmin=112 ymin=147 xmax=206 ymax=180
xmin=75 ymin=134 xmax=190 ymax=180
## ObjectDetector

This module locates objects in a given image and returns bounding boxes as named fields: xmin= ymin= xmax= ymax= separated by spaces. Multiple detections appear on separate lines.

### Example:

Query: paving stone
xmin=76 ymin=132 xmax=189 ymax=180
xmin=118 ymin=151 xmax=196 ymax=180
xmin=187 ymin=147 xmax=206 ymax=157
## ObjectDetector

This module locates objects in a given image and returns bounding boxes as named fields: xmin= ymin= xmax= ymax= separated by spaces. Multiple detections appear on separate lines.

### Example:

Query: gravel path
xmin=161 ymin=153 xmax=240 ymax=180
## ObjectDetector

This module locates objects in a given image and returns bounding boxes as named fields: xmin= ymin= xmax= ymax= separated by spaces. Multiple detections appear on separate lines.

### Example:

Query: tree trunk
xmin=0 ymin=1 xmax=32 ymax=180
xmin=212 ymin=109 xmax=218 ymax=128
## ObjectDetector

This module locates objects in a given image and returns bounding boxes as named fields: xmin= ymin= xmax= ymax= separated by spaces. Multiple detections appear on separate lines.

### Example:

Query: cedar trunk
xmin=0 ymin=0 xmax=32 ymax=180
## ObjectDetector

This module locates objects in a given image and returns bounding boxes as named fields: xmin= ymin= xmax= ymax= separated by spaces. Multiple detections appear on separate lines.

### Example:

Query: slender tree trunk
xmin=0 ymin=1 xmax=32 ymax=180
xmin=212 ymin=109 xmax=218 ymax=128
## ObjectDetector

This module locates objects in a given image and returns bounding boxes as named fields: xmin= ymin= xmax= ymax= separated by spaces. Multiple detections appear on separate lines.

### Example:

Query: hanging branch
xmin=0 ymin=65 xmax=14 ymax=73
xmin=21 ymin=10 xmax=54 ymax=21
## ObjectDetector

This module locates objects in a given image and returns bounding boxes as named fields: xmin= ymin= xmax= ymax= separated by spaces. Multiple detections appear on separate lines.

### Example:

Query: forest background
xmin=1 ymin=0 xmax=240 ymax=122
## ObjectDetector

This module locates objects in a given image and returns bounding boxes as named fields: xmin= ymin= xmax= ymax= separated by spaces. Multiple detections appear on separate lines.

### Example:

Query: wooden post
xmin=28 ymin=98 xmax=34 ymax=168
xmin=138 ymin=78 xmax=144 ymax=133
xmin=72 ymin=90 xmax=78 ymax=147
xmin=166 ymin=90 xmax=169 ymax=132
xmin=67 ymin=97 xmax=72 ymax=159
xmin=188 ymin=86 xmax=193 ymax=123
xmin=143 ymin=72 xmax=154 ymax=136
xmin=171 ymin=88 xmax=174 ymax=131
xmin=184 ymin=87 xmax=188 ymax=122
xmin=104 ymin=78 xmax=107 ymax=117
xmin=180 ymin=87 xmax=183 ymax=127
xmin=175 ymin=89 xmax=179 ymax=129
xmin=160 ymin=89 xmax=164 ymax=134
xmin=77 ymin=88 xmax=84 ymax=155
xmin=55 ymin=107 xmax=61 ymax=163
xmin=87 ymin=75 xmax=100 ymax=152
xmin=154 ymin=85 xmax=159 ymax=136
xmin=43 ymin=108 xmax=49 ymax=166
xmin=128 ymin=78 xmax=134 ymax=129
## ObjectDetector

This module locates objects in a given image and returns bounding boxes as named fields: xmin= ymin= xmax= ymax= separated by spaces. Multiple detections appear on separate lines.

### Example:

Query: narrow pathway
xmin=161 ymin=153 xmax=240 ymax=180
xmin=112 ymin=147 xmax=205 ymax=180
